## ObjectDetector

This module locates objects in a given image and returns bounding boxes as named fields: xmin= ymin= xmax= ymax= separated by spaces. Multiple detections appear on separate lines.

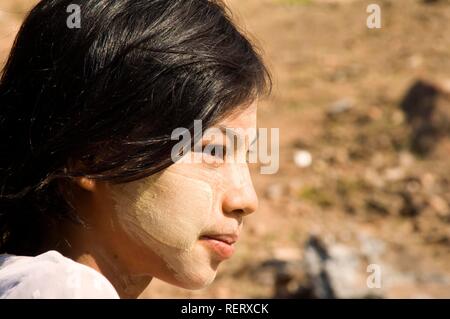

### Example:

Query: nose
xmin=221 ymin=171 xmax=259 ymax=218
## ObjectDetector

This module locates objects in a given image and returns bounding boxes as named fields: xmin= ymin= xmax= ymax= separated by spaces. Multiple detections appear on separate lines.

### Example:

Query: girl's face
xmin=87 ymin=103 xmax=259 ymax=291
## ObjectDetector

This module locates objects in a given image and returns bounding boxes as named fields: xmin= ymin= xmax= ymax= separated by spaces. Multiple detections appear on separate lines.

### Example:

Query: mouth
xmin=199 ymin=233 xmax=239 ymax=259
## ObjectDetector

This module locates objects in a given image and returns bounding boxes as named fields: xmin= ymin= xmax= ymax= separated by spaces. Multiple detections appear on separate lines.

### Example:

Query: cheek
xmin=109 ymin=170 xmax=213 ymax=251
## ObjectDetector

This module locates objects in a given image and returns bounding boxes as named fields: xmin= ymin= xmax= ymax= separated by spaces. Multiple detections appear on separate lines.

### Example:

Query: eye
xmin=199 ymin=144 xmax=227 ymax=167
xmin=203 ymin=144 xmax=226 ymax=160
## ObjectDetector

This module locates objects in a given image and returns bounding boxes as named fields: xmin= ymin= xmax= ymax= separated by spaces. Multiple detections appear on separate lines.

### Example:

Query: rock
xmin=251 ymin=257 xmax=305 ymax=298
xmin=365 ymin=195 xmax=392 ymax=216
xmin=293 ymin=149 xmax=313 ymax=168
xmin=429 ymin=195 xmax=449 ymax=219
xmin=384 ymin=167 xmax=405 ymax=182
xmin=398 ymin=151 xmax=415 ymax=168
xmin=321 ymin=148 xmax=349 ymax=165
xmin=252 ymin=234 xmax=450 ymax=299
xmin=405 ymin=177 xmax=422 ymax=193
xmin=399 ymin=190 xmax=427 ymax=217
xmin=358 ymin=234 xmax=386 ymax=262
xmin=400 ymin=79 xmax=450 ymax=155
xmin=327 ymin=98 xmax=354 ymax=117
xmin=300 ymin=235 xmax=382 ymax=299
xmin=300 ymin=236 xmax=335 ymax=298
xmin=252 ymin=259 xmax=285 ymax=286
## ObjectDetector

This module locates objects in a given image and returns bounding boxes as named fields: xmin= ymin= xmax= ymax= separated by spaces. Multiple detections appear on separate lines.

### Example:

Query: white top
xmin=0 ymin=250 xmax=119 ymax=299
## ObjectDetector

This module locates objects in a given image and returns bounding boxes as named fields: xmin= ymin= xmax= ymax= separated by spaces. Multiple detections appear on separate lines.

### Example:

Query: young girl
xmin=0 ymin=0 xmax=270 ymax=298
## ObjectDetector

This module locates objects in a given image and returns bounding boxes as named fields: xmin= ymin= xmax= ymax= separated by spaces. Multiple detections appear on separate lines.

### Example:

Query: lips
xmin=200 ymin=234 xmax=238 ymax=245
xmin=199 ymin=233 xmax=239 ymax=259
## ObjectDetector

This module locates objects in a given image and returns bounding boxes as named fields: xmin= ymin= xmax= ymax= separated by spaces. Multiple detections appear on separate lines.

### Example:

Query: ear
xmin=74 ymin=177 xmax=97 ymax=192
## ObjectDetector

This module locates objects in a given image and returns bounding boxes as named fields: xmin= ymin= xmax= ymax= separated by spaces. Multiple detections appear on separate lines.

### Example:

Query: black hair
xmin=0 ymin=0 xmax=271 ymax=255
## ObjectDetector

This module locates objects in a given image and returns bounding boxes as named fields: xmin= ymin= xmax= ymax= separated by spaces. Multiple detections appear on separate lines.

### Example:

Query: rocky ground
xmin=1 ymin=0 xmax=449 ymax=298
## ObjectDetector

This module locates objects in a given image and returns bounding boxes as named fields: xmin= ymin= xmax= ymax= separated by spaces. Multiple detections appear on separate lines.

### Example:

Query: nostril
xmin=233 ymin=209 xmax=246 ymax=216
xmin=231 ymin=208 xmax=253 ymax=218
xmin=224 ymin=210 xmax=244 ymax=225
xmin=223 ymin=208 xmax=246 ymax=223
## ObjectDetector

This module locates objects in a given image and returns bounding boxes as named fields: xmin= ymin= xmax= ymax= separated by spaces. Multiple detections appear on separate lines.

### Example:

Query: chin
xmin=160 ymin=244 xmax=221 ymax=290
xmin=174 ymin=267 xmax=217 ymax=290
xmin=175 ymin=270 xmax=218 ymax=290
xmin=156 ymin=264 xmax=218 ymax=290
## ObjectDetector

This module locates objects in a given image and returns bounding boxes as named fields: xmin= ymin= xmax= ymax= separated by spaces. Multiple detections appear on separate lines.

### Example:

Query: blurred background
xmin=1 ymin=0 xmax=449 ymax=298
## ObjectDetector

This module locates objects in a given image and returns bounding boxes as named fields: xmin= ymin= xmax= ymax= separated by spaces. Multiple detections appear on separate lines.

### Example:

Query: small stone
xmin=398 ymin=151 xmax=415 ymax=167
xmin=293 ymin=149 xmax=313 ymax=168
xmin=429 ymin=195 xmax=449 ymax=216
xmin=384 ymin=167 xmax=405 ymax=182
xmin=357 ymin=234 xmax=386 ymax=262
xmin=327 ymin=98 xmax=354 ymax=116
xmin=405 ymin=178 xmax=422 ymax=193
xmin=365 ymin=196 xmax=391 ymax=216
xmin=400 ymin=191 xmax=427 ymax=217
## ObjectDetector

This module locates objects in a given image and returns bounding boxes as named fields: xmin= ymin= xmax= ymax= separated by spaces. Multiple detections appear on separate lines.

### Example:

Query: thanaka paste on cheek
xmin=109 ymin=170 xmax=213 ymax=251
xmin=107 ymin=161 xmax=248 ymax=289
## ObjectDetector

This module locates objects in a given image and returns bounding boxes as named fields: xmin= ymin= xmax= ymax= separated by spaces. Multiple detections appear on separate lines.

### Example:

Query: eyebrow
xmin=216 ymin=125 xmax=258 ymax=151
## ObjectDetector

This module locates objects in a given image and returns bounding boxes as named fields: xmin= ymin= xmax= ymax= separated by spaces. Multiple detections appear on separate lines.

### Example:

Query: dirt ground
xmin=1 ymin=0 xmax=449 ymax=298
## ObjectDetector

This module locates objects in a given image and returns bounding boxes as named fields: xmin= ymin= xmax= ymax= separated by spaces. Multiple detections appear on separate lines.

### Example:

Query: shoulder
xmin=0 ymin=250 xmax=119 ymax=299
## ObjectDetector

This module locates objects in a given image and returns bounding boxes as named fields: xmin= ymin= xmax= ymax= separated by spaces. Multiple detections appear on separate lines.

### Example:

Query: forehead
xmin=218 ymin=101 xmax=257 ymax=129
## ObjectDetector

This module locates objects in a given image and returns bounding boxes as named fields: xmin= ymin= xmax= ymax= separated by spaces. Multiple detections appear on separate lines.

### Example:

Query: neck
xmin=57 ymin=221 xmax=152 ymax=299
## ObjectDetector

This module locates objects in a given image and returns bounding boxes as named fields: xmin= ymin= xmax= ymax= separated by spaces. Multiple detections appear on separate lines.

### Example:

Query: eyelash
xmin=199 ymin=144 xmax=254 ymax=165
xmin=202 ymin=144 xmax=226 ymax=159
xmin=203 ymin=144 xmax=227 ymax=159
